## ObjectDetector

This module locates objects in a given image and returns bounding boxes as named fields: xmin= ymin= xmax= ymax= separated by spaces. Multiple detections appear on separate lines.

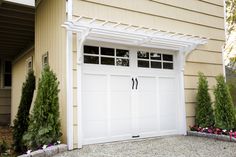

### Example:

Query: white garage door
xmin=82 ymin=43 xmax=180 ymax=145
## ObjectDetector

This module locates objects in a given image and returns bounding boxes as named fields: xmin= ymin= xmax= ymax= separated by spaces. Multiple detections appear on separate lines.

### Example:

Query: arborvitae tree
xmin=214 ymin=75 xmax=235 ymax=130
xmin=23 ymin=66 xmax=61 ymax=149
xmin=195 ymin=72 xmax=214 ymax=127
xmin=12 ymin=71 xmax=35 ymax=153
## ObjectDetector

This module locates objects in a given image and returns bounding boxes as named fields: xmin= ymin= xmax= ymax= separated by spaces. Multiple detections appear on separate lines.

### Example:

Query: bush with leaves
xmin=0 ymin=139 xmax=8 ymax=154
xmin=214 ymin=75 xmax=236 ymax=130
xmin=13 ymin=71 xmax=35 ymax=153
xmin=195 ymin=72 xmax=214 ymax=127
xmin=23 ymin=66 xmax=61 ymax=150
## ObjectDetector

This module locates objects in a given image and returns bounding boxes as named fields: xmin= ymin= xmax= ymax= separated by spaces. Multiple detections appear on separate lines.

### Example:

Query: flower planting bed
xmin=18 ymin=144 xmax=67 ymax=157
xmin=188 ymin=126 xmax=236 ymax=142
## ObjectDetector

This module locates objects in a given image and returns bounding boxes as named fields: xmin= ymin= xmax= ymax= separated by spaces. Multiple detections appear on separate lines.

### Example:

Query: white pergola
xmin=62 ymin=16 xmax=208 ymax=149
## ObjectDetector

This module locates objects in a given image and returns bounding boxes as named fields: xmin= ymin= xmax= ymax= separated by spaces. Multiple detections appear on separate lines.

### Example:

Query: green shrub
xmin=195 ymin=72 xmax=214 ymax=127
xmin=227 ymin=80 xmax=236 ymax=106
xmin=214 ymin=75 xmax=236 ymax=130
xmin=23 ymin=66 xmax=61 ymax=150
xmin=13 ymin=71 xmax=35 ymax=152
xmin=0 ymin=139 xmax=8 ymax=154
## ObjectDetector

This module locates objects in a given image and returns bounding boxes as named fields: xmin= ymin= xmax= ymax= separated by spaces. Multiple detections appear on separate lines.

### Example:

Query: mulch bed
xmin=0 ymin=126 xmax=13 ymax=146
xmin=0 ymin=126 xmax=14 ymax=156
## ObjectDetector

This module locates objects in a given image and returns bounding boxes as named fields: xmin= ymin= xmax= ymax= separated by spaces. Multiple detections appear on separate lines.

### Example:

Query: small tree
xmin=214 ymin=75 xmax=235 ymax=130
xmin=195 ymin=72 xmax=214 ymax=127
xmin=13 ymin=71 xmax=35 ymax=152
xmin=23 ymin=66 xmax=61 ymax=149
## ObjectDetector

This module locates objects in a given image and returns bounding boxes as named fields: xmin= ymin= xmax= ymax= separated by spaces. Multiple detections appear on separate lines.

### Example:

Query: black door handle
xmin=135 ymin=78 xmax=138 ymax=90
xmin=132 ymin=78 xmax=134 ymax=90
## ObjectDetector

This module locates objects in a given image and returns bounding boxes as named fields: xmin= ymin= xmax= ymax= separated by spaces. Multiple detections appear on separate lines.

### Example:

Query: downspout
xmin=66 ymin=0 xmax=73 ymax=150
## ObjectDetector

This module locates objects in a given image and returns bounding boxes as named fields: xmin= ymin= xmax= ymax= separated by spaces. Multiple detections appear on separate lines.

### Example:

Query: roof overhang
xmin=63 ymin=16 xmax=208 ymax=55
xmin=3 ymin=0 xmax=34 ymax=7
xmin=0 ymin=1 xmax=34 ymax=58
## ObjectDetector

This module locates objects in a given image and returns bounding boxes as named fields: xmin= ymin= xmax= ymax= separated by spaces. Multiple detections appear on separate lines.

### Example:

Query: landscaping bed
xmin=0 ymin=126 xmax=13 ymax=147
xmin=188 ymin=126 xmax=236 ymax=142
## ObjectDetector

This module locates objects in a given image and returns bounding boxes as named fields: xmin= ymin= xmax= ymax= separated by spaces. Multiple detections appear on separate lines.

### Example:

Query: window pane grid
xmin=137 ymin=51 xmax=174 ymax=70
xmin=84 ymin=45 xmax=129 ymax=67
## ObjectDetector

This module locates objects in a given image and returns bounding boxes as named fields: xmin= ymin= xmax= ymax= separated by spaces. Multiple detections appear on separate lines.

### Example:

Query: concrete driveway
xmin=54 ymin=136 xmax=236 ymax=157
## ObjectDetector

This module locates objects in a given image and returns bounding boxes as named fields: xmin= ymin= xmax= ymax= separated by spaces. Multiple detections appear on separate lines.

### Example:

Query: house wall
xmin=0 ymin=57 xmax=12 ymax=125
xmin=35 ymin=0 xmax=67 ymax=142
xmin=72 ymin=0 xmax=225 ymax=147
xmin=0 ymin=89 xmax=11 ymax=125
xmin=11 ymin=48 xmax=35 ymax=124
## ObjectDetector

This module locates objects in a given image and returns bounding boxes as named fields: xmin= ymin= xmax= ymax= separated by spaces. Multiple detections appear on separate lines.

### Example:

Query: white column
xmin=66 ymin=31 xmax=74 ymax=150
xmin=179 ymin=50 xmax=187 ymax=135
xmin=77 ymin=33 xmax=83 ymax=148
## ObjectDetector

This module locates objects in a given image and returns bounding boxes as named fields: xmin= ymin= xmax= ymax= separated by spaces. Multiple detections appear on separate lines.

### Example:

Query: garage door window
xmin=137 ymin=51 xmax=173 ymax=70
xmin=84 ymin=45 xmax=129 ymax=66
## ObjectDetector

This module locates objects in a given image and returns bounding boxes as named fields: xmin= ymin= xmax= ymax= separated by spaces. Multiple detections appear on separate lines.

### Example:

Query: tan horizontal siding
xmin=0 ymin=98 xmax=11 ymax=106
xmin=186 ymin=117 xmax=195 ymax=128
xmin=78 ymin=0 xmax=224 ymax=29
xmin=11 ymin=49 xmax=34 ymax=125
xmin=72 ymin=1 xmax=225 ymax=40
xmin=150 ymin=0 xmax=223 ymax=17
xmin=184 ymin=75 xmax=217 ymax=89
xmin=186 ymin=102 xmax=196 ymax=117
xmin=35 ymin=0 xmax=67 ymax=143
xmin=198 ymin=0 xmax=223 ymax=7
xmin=185 ymin=89 xmax=215 ymax=103
xmin=187 ymin=50 xmax=223 ymax=65
xmin=0 ymin=89 xmax=11 ymax=98
xmin=184 ymin=62 xmax=223 ymax=76
xmin=0 ymin=105 xmax=11 ymax=114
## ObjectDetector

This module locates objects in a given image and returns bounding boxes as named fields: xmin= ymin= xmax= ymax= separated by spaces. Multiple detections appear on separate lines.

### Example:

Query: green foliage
xmin=227 ymin=80 xmax=236 ymax=106
xmin=23 ymin=66 xmax=61 ymax=150
xmin=0 ymin=139 xmax=8 ymax=154
xmin=12 ymin=71 xmax=35 ymax=152
xmin=214 ymin=75 xmax=236 ymax=130
xmin=195 ymin=72 xmax=214 ymax=127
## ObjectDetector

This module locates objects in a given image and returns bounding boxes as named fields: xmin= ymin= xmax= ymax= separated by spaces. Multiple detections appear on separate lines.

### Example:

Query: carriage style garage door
xmin=82 ymin=42 xmax=181 ymax=145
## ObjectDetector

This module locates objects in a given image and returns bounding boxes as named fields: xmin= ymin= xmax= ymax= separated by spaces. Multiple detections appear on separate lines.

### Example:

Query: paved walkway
xmin=54 ymin=136 xmax=236 ymax=157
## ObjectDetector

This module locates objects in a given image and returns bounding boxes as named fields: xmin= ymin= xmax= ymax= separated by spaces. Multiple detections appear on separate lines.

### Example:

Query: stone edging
xmin=18 ymin=144 xmax=67 ymax=157
xmin=187 ymin=131 xmax=236 ymax=142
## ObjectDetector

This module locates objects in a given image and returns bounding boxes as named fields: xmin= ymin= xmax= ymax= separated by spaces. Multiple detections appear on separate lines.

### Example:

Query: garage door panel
xmin=110 ymin=75 xmax=131 ymax=91
xmin=110 ymin=75 xmax=132 ymax=136
xmin=83 ymin=92 xmax=107 ymax=121
xmin=160 ymin=115 xmax=177 ymax=131
xmin=83 ymin=121 xmax=108 ymax=139
xmin=136 ymin=76 xmax=158 ymax=134
xmin=83 ymin=74 xmax=107 ymax=91
xmin=159 ymin=77 xmax=176 ymax=91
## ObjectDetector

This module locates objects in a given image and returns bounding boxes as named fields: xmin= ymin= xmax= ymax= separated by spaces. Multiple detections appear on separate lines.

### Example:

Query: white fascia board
xmin=4 ymin=0 xmax=34 ymax=6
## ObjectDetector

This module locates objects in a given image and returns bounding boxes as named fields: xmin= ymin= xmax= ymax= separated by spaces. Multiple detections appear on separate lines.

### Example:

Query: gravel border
xmin=187 ymin=131 xmax=236 ymax=142
xmin=18 ymin=144 xmax=67 ymax=157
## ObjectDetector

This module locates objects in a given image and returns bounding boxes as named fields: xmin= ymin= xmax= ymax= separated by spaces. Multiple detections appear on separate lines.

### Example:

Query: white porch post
xmin=77 ymin=33 xmax=83 ymax=149
xmin=66 ymin=30 xmax=74 ymax=150
xmin=77 ymin=30 xmax=90 ymax=148
xmin=179 ymin=49 xmax=187 ymax=135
